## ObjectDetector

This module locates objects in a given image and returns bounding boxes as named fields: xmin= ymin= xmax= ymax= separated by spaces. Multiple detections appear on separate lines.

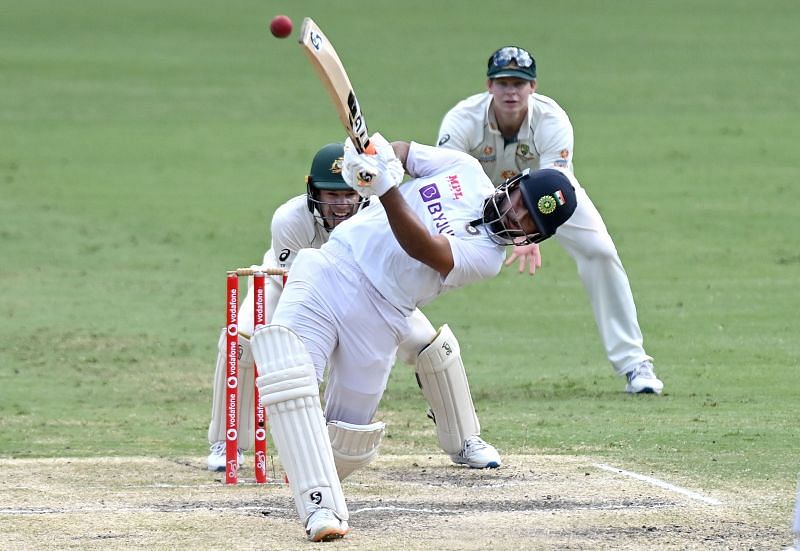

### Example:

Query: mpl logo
xmin=447 ymin=175 xmax=463 ymax=200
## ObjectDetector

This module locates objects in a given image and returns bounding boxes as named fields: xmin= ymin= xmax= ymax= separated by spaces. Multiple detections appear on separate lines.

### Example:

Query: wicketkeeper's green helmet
xmin=306 ymin=143 xmax=367 ymax=229
xmin=306 ymin=143 xmax=350 ymax=192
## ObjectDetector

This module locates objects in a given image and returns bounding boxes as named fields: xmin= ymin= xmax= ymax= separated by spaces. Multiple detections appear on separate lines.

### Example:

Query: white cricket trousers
xmin=271 ymin=243 xmax=410 ymax=425
xmin=554 ymin=185 xmax=648 ymax=374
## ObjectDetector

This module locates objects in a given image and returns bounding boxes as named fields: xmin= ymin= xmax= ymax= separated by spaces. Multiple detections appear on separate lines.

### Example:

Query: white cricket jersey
xmin=264 ymin=194 xmax=331 ymax=272
xmin=437 ymin=91 xmax=579 ymax=187
xmin=326 ymin=143 xmax=506 ymax=315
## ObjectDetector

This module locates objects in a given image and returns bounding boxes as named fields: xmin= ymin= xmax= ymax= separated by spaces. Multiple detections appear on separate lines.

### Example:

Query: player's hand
xmin=504 ymin=243 xmax=542 ymax=275
xmin=342 ymin=133 xmax=404 ymax=198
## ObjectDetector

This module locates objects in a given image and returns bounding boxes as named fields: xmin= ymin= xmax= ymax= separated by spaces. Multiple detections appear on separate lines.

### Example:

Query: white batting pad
xmin=251 ymin=325 xmax=348 ymax=522
xmin=207 ymin=329 xmax=255 ymax=449
xmin=327 ymin=420 xmax=386 ymax=480
xmin=415 ymin=324 xmax=480 ymax=454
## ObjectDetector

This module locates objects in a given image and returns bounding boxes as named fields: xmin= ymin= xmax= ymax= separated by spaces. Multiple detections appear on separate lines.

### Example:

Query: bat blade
xmin=298 ymin=17 xmax=372 ymax=153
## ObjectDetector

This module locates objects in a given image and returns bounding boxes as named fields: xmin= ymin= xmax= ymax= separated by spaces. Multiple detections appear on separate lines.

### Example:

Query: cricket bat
xmin=298 ymin=17 xmax=375 ymax=154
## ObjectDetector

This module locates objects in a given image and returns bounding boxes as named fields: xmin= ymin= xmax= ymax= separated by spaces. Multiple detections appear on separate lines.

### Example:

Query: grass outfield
xmin=1 ymin=0 xmax=798 ymax=541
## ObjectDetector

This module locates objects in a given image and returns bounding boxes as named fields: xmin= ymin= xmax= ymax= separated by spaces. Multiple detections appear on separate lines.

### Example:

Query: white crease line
xmin=0 ymin=505 xmax=276 ymax=515
xmin=594 ymin=463 xmax=722 ymax=506
xmin=352 ymin=506 xmax=448 ymax=515
xmin=2 ymin=501 xmax=674 ymax=517
xmin=351 ymin=502 xmax=674 ymax=516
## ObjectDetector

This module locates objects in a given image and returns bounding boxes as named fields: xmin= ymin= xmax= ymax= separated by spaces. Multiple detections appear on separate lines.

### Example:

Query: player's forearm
xmin=379 ymin=187 xmax=454 ymax=277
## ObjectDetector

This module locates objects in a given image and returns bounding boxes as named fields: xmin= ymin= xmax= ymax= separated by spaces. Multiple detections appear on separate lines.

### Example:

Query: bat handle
xmin=354 ymin=136 xmax=376 ymax=155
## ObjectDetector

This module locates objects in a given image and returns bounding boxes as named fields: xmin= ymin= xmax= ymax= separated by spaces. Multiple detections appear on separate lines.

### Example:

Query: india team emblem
xmin=537 ymin=195 xmax=556 ymax=215
xmin=538 ymin=190 xmax=566 ymax=215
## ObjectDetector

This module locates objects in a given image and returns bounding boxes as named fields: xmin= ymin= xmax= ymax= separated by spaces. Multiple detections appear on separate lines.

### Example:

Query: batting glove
xmin=342 ymin=133 xmax=404 ymax=198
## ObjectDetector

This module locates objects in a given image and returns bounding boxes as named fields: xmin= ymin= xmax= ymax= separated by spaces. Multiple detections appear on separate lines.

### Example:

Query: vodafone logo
xmin=226 ymin=323 xmax=237 ymax=337
xmin=226 ymin=428 xmax=238 ymax=440
xmin=226 ymin=376 xmax=238 ymax=389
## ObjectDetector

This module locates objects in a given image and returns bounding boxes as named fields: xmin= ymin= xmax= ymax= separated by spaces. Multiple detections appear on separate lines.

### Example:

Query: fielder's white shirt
xmin=263 ymin=194 xmax=331 ymax=272
xmin=327 ymin=143 xmax=506 ymax=315
xmin=437 ymin=91 xmax=579 ymax=187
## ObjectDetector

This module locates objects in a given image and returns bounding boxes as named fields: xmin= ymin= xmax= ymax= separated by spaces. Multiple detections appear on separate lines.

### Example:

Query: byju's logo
xmin=419 ymin=184 xmax=441 ymax=202
xmin=418 ymin=183 xmax=454 ymax=236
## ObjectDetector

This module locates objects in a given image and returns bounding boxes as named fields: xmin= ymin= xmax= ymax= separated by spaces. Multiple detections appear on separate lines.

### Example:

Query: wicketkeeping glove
xmin=342 ymin=133 xmax=404 ymax=198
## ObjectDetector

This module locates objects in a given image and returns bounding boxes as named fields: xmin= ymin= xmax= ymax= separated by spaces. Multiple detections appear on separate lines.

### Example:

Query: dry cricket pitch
xmin=0 ymin=454 xmax=790 ymax=550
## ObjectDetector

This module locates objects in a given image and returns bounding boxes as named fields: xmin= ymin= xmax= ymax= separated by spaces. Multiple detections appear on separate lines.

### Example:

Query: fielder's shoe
xmin=206 ymin=441 xmax=244 ymax=472
xmin=305 ymin=507 xmax=349 ymax=542
xmin=625 ymin=360 xmax=664 ymax=394
xmin=450 ymin=435 xmax=502 ymax=469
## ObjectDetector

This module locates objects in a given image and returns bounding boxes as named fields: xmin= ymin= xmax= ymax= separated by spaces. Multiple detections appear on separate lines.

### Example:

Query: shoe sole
xmin=309 ymin=528 xmax=349 ymax=542
xmin=452 ymin=459 xmax=502 ymax=469
xmin=625 ymin=386 xmax=662 ymax=395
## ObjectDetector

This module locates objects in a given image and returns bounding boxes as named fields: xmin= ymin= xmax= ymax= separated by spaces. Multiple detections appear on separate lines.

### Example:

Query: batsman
xmin=250 ymin=135 xmax=577 ymax=541
xmin=206 ymin=143 xmax=501 ymax=474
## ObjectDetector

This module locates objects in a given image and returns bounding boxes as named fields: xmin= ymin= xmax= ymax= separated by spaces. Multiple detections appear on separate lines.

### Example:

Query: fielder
xmin=250 ymin=134 xmax=577 ymax=541
xmin=206 ymin=143 xmax=500 ymax=473
xmin=437 ymin=46 xmax=663 ymax=394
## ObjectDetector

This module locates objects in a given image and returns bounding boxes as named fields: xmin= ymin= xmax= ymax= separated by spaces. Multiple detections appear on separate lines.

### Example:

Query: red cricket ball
xmin=270 ymin=15 xmax=293 ymax=39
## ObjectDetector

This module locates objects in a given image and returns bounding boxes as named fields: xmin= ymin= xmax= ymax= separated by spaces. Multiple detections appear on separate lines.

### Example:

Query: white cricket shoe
xmin=206 ymin=441 xmax=244 ymax=472
xmin=625 ymin=360 xmax=664 ymax=394
xmin=305 ymin=507 xmax=349 ymax=542
xmin=450 ymin=435 xmax=502 ymax=469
